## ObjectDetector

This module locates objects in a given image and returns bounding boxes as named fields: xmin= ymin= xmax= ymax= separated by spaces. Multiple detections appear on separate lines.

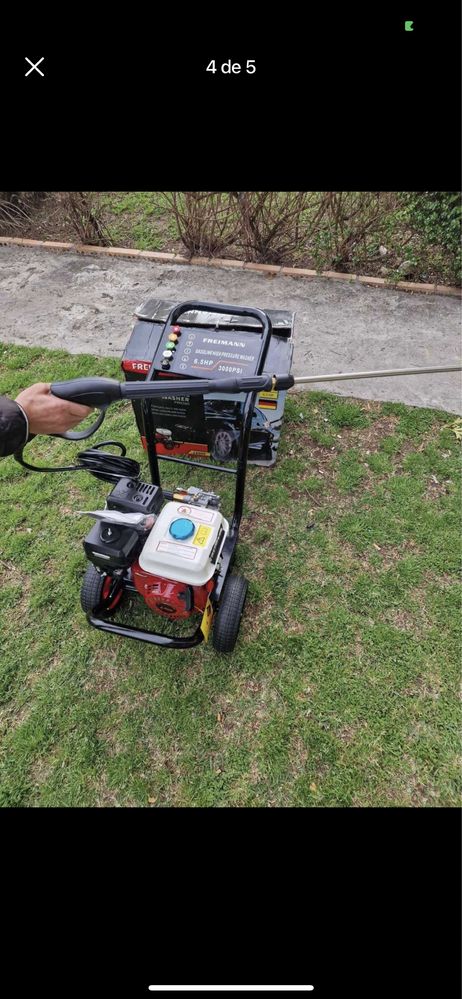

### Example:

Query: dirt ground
xmin=0 ymin=243 xmax=460 ymax=413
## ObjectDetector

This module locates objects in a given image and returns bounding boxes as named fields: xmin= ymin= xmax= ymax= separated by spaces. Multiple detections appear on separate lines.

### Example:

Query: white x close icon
xmin=25 ymin=57 xmax=45 ymax=77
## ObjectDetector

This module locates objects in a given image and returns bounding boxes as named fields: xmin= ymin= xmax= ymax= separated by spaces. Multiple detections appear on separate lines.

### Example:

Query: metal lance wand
xmin=291 ymin=363 xmax=462 ymax=386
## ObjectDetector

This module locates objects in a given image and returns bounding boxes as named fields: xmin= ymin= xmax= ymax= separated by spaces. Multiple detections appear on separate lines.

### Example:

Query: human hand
xmin=15 ymin=382 xmax=94 ymax=435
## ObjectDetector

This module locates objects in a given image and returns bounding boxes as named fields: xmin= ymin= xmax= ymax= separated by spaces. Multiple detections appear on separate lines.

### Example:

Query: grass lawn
xmin=0 ymin=343 xmax=460 ymax=807
xmin=101 ymin=192 xmax=180 ymax=252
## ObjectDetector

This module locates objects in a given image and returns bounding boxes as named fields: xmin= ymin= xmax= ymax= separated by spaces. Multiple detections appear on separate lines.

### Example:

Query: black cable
xmin=14 ymin=440 xmax=141 ymax=484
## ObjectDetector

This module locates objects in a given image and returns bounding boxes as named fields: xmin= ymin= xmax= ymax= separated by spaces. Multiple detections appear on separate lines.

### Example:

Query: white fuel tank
xmin=138 ymin=502 xmax=229 ymax=586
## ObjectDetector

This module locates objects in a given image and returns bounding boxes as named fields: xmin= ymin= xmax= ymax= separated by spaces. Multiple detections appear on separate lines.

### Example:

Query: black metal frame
xmin=88 ymin=301 xmax=273 ymax=648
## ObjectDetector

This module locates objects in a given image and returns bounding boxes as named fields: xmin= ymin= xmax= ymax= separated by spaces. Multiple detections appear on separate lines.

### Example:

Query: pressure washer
xmin=13 ymin=299 xmax=461 ymax=654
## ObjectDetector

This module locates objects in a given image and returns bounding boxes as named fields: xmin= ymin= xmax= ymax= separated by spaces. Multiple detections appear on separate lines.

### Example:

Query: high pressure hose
xmin=14 ymin=440 xmax=141 ymax=483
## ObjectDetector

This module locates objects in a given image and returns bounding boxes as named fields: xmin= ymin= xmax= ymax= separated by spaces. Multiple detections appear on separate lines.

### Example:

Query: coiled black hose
xmin=14 ymin=440 xmax=141 ymax=484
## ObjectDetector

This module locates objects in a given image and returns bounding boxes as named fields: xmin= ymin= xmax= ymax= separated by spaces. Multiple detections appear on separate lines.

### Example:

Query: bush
xmin=0 ymin=193 xmax=34 ymax=233
xmin=162 ymin=192 xmax=241 ymax=257
xmin=59 ymin=192 xmax=111 ymax=246
xmin=9 ymin=191 xmax=461 ymax=286
xmin=404 ymin=192 xmax=461 ymax=254
xmin=165 ymin=191 xmax=334 ymax=265
xmin=313 ymin=192 xmax=399 ymax=270
xmin=165 ymin=191 xmax=456 ymax=281
xmin=398 ymin=192 xmax=461 ymax=284
xmin=232 ymin=191 xmax=330 ymax=264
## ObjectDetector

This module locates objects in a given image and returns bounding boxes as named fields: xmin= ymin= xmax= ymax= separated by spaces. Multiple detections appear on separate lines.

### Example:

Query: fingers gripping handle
xmin=50 ymin=377 xmax=123 ymax=440
xmin=50 ymin=377 xmax=123 ymax=407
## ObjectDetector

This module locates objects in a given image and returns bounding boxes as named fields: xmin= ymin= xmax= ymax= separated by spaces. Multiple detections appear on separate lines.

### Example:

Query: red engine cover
xmin=132 ymin=561 xmax=214 ymax=619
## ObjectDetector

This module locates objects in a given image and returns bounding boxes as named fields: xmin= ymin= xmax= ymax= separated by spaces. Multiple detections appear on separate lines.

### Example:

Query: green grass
xmin=0 ymin=344 xmax=460 ymax=807
xmin=101 ymin=193 xmax=178 ymax=251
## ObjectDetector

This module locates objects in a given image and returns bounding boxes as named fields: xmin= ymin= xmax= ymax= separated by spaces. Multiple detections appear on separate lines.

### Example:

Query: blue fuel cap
xmin=169 ymin=517 xmax=195 ymax=541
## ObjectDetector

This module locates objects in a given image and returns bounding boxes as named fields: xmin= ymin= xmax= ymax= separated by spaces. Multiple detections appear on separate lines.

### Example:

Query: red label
xmin=122 ymin=359 xmax=150 ymax=374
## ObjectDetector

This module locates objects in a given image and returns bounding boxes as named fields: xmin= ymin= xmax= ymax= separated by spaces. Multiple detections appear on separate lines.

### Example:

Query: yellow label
xmin=200 ymin=597 xmax=214 ymax=642
xmin=193 ymin=525 xmax=212 ymax=547
xmin=258 ymin=390 xmax=278 ymax=401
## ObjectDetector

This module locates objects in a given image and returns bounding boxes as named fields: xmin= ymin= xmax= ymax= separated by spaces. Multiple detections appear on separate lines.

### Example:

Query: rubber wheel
xmin=212 ymin=428 xmax=235 ymax=461
xmin=212 ymin=574 xmax=248 ymax=653
xmin=80 ymin=565 xmax=123 ymax=616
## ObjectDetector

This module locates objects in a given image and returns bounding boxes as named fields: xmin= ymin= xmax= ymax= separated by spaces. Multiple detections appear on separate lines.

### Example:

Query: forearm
xmin=0 ymin=383 xmax=93 ymax=457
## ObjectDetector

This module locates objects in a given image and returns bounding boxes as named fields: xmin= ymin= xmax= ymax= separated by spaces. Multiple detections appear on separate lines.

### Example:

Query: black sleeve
xmin=0 ymin=396 xmax=29 ymax=457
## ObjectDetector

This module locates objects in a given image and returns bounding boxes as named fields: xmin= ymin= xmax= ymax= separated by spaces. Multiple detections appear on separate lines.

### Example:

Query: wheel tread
xmin=212 ymin=573 xmax=248 ymax=653
xmin=80 ymin=565 xmax=121 ymax=616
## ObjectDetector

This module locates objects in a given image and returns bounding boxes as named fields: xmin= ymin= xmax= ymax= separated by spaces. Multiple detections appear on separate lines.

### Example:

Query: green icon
xmin=405 ymin=20 xmax=414 ymax=31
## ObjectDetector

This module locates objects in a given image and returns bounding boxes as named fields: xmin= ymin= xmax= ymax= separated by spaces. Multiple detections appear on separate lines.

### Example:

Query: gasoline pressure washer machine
xmin=16 ymin=302 xmax=294 ymax=653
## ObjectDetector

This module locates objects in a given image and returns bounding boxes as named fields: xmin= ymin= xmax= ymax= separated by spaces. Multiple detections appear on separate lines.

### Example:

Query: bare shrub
xmin=167 ymin=191 xmax=406 ymax=271
xmin=59 ymin=192 xmax=111 ymax=246
xmin=232 ymin=191 xmax=331 ymax=264
xmin=0 ymin=195 xmax=32 ymax=233
xmin=318 ymin=192 xmax=400 ymax=269
xmin=0 ymin=192 xmax=46 ymax=206
xmin=18 ymin=192 xmax=47 ymax=206
xmin=163 ymin=192 xmax=241 ymax=257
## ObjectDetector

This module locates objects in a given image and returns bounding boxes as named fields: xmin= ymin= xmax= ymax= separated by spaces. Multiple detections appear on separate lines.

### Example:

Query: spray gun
xmin=40 ymin=362 xmax=461 ymax=445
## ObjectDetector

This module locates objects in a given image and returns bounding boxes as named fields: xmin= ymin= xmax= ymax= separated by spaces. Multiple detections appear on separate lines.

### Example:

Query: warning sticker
xmin=157 ymin=541 xmax=197 ymax=559
xmin=200 ymin=598 xmax=214 ymax=642
xmin=193 ymin=525 xmax=212 ymax=547
xmin=258 ymin=389 xmax=278 ymax=410
xmin=258 ymin=390 xmax=278 ymax=401
xmin=176 ymin=505 xmax=215 ymax=524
